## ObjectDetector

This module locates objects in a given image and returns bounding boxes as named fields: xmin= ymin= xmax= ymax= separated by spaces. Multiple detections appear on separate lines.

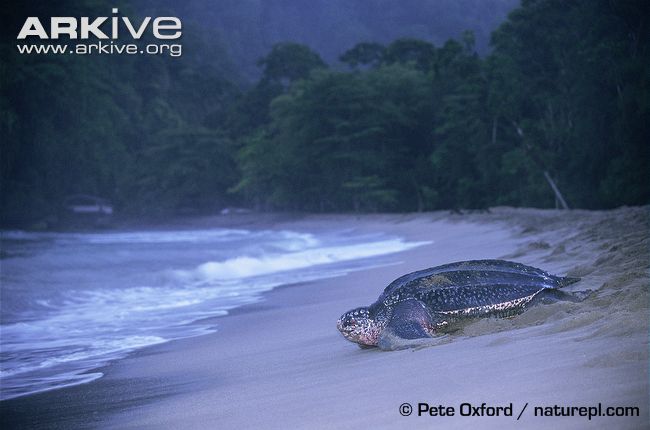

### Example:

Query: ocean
xmin=0 ymin=227 xmax=427 ymax=400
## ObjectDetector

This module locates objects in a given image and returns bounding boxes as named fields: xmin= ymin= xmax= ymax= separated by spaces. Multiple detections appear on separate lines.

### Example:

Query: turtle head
xmin=337 ymin=306 xmax=383 ymax=347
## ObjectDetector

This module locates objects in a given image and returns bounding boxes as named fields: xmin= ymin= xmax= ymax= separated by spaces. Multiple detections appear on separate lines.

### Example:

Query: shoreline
xmin=1 ymin=207 xmax=648 ymax=429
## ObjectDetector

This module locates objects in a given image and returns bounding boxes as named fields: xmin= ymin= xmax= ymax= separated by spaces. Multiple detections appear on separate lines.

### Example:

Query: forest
xmin=1 ymin=0 xmax=648 ymax=226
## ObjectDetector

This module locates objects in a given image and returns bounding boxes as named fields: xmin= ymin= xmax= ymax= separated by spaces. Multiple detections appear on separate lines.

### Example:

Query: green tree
xmin=384 ymin=38 xmax=436 ymax=71
xmin=1 ymin=0 xmax=243 ymax=225
xmin=340 ymin=42 xmax=386 ymax=69
xmin=488 ymin=0 xmax=650 ymax=208
xmin=257 ymin=42 xmax=327 ymax=85
xmin=235 ymin=64 xmax=435 ymax=211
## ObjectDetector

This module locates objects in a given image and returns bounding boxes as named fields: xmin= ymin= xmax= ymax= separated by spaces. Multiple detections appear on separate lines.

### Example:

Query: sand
xmin=1 ymin=207 xmax=648 ymax=429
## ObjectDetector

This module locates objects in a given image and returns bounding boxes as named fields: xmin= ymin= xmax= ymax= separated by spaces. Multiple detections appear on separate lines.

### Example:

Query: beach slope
xmin=2 ymin=208 xmax=648 ymax=429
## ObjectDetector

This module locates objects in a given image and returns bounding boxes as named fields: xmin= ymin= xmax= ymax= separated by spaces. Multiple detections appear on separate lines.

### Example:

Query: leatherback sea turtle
xmin=337 ymin=259 xmax=582 ymax=350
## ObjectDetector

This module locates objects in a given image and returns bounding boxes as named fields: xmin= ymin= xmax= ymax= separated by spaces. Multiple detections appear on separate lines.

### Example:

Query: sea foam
xmin=0 ymin=227 xmax=429 ymax=400
xmin=182 ymin=238 xmax=429 ymax=281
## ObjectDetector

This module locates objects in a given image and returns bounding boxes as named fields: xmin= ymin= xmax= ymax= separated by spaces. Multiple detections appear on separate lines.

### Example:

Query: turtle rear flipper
xmin=531 ymin=288 xmax=593 ymax=305
xmin=552 ymin=275 xmax=581 ymax=288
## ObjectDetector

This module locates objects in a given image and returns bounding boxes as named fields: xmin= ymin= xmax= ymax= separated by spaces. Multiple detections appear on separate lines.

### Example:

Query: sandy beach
xmin=1 ymin=207 xmax=648 ymax=429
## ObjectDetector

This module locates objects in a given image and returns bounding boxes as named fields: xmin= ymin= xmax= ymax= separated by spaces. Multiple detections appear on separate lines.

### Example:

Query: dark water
xmin=0 ymin=227 xmax=427 ymax=400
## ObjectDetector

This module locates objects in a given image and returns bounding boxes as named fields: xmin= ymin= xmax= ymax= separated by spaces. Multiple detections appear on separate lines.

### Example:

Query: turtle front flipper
xmin=378 ymin=299 xmax=440 ymax=350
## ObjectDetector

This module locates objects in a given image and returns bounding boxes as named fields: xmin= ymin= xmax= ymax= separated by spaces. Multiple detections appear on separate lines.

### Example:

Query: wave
xmin=0 ymin=335 xmax=167 ymax=378
xmin=0 ymin=228 xmax=430 ymax=400
xmin=1 ymin=228 xmax=318 ymax=247
xmin=179 ymin=238 xmax=430 ymax=281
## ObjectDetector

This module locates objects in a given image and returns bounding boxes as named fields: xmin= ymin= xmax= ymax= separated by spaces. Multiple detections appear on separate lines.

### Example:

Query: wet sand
xmin=1 ymin=207 xmax=648 ymax=429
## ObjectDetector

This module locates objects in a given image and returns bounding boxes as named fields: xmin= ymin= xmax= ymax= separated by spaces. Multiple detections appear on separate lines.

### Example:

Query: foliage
xmin=1 ymin=0 xmax=241 ymax=225
xmin=488 ymin=0 xmax=650 ymax=208
xmin=257 ymin=43 xmax=327 ymax=85
xmin=1 ymin=0 xmax=648 ymax=226
xmin=235 ymin=65 xmax=435 ymax=211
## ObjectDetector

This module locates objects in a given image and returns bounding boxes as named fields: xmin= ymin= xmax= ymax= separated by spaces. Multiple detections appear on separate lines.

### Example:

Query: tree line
xmin=1 ymin=0 xmax=648 ymax=226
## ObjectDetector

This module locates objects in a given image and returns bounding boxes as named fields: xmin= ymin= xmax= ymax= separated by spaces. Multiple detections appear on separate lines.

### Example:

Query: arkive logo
xmin=16 ymin=8 xmax=183 ymax=57
xmin=17 ymin=8 xmax=181 ymax=40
